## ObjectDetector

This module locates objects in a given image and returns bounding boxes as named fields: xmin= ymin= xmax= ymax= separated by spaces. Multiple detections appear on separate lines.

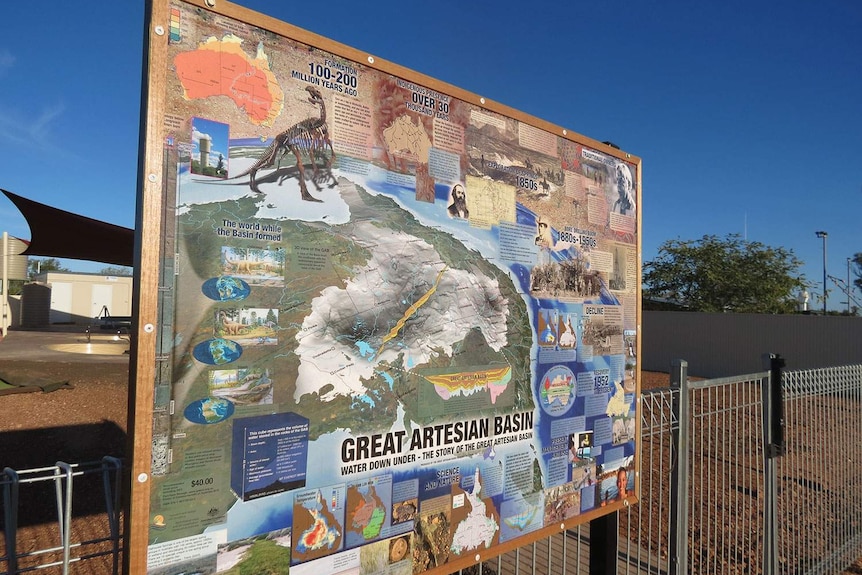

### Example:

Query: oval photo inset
xmin=183 ymin=397 xmax=235 ymax=424
xmin=192 ymin=338 xmax=243 ymax=365
xmin=201 ymin=276 xmax=251 ymax=302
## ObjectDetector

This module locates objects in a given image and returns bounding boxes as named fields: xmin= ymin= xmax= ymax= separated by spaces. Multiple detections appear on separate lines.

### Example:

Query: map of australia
xmin=382 ymin=115 xmax=432 ymax=163
xmin=176 ymin=180 xmax=534 ymax=438
xmin=174 ymin=34 xmax=284 ymax=126
xmin=292 ymin=488 xmax=344 ymax=563
xmin=450 ymin=468 xmax=500 ymax=554
xmin=345 ymin=481 xmax=389 ymax=548
xmin=292 ymin=183 xmax=531 ymax=426
xmin=294 ymin=226 xmax=509 ymax=401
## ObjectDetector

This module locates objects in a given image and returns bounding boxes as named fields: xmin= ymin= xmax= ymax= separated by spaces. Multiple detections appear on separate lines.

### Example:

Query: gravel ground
xmin=0 ymin=328 xmax=129 ymax=574
xmin=1 ymin=328 xmax=859 ymax=574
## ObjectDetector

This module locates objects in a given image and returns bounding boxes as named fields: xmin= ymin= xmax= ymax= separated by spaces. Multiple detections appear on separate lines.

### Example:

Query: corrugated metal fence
xmin=2 ymin=362 xmax=861 ymax=575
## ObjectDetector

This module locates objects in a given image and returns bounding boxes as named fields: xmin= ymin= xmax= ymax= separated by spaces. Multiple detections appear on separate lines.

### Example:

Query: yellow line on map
xmin=377 ymin=266 xmax=448 ymax=356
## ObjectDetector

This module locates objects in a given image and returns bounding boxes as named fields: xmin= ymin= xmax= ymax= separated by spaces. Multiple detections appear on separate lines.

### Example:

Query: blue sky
xmin=1 ymin=0 xmax=860 ymax=310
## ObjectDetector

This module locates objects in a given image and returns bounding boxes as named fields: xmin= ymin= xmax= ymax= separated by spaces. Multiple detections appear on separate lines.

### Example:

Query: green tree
xmin=216 ymin=153 xmax=226 ymax=177
xmin=6 ymin=258 xmax=70 ymax=294
xmin=28 ymin=257 xmax=69 ymax=278
xmin=98 ymin=266 xmax=133 ymax=276
xmin=643 ymin=234 xmax=806 ymax=313
xmin=6 ymin=279 xmax=24 ymax=295
xmin=852 ymin=253 xmax=862 ymax=295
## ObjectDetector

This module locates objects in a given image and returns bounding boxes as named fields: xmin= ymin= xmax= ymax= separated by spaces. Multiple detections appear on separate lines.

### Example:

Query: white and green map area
xmin=450 ymin=468 xmax=500 ymax=554
xmin=293 ymin=211 xmax=508 ymax=402
xmin=176 ymin=176 xmax=534 ymax=437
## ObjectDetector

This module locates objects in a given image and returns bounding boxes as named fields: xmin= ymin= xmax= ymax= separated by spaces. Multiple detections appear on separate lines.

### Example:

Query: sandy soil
xmin=0 ymin=350 xmax=129 ymax=575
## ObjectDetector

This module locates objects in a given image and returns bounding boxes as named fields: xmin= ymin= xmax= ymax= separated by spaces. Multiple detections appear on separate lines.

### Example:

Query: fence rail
xmin=778 ymin=364 xmax=862 ymax=575
xmin=473 ymin=360 xmax=862 ymax=575
xmin=2 ymin=362 xmax=861 ymax=575
xmin=1 ymin=457 xmax=122 ymax=575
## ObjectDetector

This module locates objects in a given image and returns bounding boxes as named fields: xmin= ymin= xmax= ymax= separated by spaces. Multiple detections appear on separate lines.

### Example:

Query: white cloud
xmin=0 ymin=101 xmax=66 ymax=150
xmin=0 ymin=50 xmax=69 ymax=152
xmin=192 ymin=128 xmax=212 ymax=144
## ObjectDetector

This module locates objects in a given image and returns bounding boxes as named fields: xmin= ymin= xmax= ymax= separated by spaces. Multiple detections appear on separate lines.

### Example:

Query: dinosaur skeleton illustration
xmin=233 ymin=86 xmax=336 ymax=202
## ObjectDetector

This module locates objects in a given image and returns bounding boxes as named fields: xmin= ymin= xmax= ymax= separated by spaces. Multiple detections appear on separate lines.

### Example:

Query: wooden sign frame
xmin=129 ymin=1 xmax=642 ymax=572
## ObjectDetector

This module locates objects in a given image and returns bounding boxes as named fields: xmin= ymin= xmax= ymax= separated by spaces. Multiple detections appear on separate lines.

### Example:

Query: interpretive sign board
xmin=129 ymin=1 xmax=642 ymax=573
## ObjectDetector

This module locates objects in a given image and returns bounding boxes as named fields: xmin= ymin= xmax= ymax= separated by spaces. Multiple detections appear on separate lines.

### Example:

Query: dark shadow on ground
xmin=0 ymin=422 xmax=125 ymax=527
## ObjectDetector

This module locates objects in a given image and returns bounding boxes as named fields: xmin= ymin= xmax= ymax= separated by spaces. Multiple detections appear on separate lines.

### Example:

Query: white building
xmin=22 ymin=271 xmax=133 ymax=327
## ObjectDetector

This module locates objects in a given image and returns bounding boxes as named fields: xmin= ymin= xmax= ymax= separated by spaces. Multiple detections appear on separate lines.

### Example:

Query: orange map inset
xmin=174 ymin=34 xmax=284 ymax=126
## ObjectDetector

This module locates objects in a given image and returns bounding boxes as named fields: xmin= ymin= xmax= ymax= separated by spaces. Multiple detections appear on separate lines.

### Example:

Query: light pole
xmin=815 ymin=231 xmax=828 ymax=315
xmin=848 ymin=258 xmax=852 ymax=315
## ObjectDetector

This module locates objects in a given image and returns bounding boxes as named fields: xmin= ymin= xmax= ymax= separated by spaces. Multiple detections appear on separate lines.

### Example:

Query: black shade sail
xmin=2 ymin=189 xmax=134 ymax=267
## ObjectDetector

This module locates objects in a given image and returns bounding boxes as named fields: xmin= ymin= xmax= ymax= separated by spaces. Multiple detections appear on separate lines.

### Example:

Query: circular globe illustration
xmin=538 ymin=365 xmax=576 ymax=416
xmin=201 ymin=276 xmax=251 ymax=302
xmin=183 ymin=397 xmax=235 ymax=424
xmin=193 ymin=338 xmax=242 ymax=365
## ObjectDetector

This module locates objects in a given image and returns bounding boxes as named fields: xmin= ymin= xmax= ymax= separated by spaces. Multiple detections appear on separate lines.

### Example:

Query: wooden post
xmin=124 ymin=0 xmax=169 ymax=572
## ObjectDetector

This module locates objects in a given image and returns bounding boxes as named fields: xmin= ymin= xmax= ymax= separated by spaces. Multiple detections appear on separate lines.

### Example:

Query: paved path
xmin=0 ymin=327 xmax=130 ymax=364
